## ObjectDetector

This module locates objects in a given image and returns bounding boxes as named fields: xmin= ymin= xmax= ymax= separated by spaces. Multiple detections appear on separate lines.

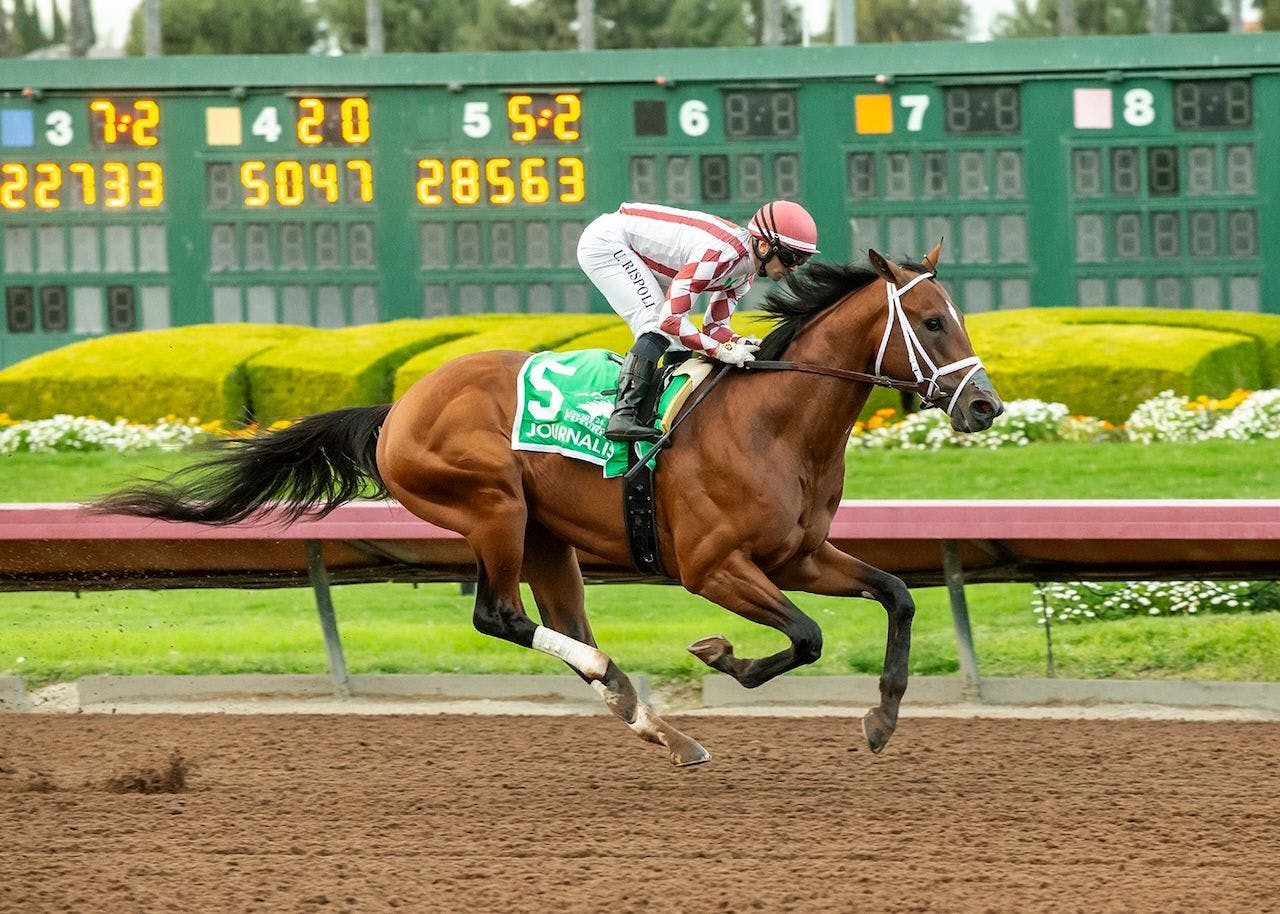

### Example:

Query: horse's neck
xmin=750 ymin=291 xmax=883 ymax=464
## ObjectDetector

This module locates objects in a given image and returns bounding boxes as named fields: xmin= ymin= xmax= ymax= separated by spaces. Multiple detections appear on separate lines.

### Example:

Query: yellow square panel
xmin=205 ymin=107 xmax=243 ymax=146
xmin=854 ymin=94 xmax=893 ymax=135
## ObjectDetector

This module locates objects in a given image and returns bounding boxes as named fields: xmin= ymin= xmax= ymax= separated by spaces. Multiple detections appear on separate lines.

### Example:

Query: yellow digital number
xmin=90 ymin=99 xmax=117 ymax=144
xmin=0 ymin=163 xmax=27 ymax=210
xmin=558 ymin=156 xmax=585 ymax=203
xmin=297 ymin=98 xmax=325 ymax=145
xmin=241 ymin=160 xmax=269 ymax=207
xmin=451 ymin=157 xmax=481 ymax=205
xmin=486 ymin=157 xmax=515 ymax=205
xmin=69 ymin=163 xmax=95 ymax=205
xmin=276 ymin=160 xmax=305 ymax=207
xmin=103 ymin=161 xmax=130 ymax=208
xmin=340 ymin=98 xmax=371 ymax=145
xmin=553 ymin=93 xmax=581 ymax=142
xmin=520 ymin=157 xmax=549 ymax=203
xmin=137 ymin=162 xmax=163 ymax=207
xmin=133 ymin=99 xmax=160 ymax=147
xmin=347 ymin=159 xmax=373 ymax=202
xmin=34 ymin=163 xmax=62 ymax=209
xmin=508 ymin=94 xmax=537 ymax=143
xmin=416 ymin=158 xmax=444 ymax=205
xmin=309 ymin=162 xmax=339 ymax=203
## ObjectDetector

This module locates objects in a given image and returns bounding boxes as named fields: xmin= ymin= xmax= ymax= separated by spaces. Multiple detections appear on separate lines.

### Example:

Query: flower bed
xmin=849 ymin=388 xmax=1280 ymax=450
xmin=1034 ymin=580 xmax=1280 ymax=624
xmin=0 ymin=414 xmax=214 ymax=454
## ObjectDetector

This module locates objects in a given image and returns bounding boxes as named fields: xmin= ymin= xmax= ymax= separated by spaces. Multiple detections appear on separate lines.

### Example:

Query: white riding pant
xmin=576 ymin=212 xmax=669 ymax=341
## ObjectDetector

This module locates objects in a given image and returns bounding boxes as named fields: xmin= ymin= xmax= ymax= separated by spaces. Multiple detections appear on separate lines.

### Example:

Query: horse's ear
xmin=922 ymin=239 xmax=944 ymax=274
xmin=867 ymin=248 xmax=898 ymax=283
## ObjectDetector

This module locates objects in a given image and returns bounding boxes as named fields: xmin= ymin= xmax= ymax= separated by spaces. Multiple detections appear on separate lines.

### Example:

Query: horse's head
xmin=867 ymin=243 xmax=1003 ymax=433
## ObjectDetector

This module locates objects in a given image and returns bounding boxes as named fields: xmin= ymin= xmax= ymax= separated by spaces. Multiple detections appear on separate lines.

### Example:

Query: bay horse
xmin=94 ymin=245 xmax=1003 ymax=766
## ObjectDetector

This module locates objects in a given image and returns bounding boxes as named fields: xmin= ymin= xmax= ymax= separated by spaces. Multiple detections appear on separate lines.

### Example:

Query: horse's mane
xmin=756 ymin=259 xmax=931 ymax=361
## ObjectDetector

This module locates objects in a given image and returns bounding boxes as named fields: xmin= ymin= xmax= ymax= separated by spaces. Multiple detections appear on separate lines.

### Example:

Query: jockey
xmin=577 ymin=200 xmax=819 ymax=442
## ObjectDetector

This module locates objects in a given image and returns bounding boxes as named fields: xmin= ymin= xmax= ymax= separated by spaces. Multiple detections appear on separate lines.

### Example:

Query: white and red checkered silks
xmin=576 ymin=203 xmax=756 ymax=357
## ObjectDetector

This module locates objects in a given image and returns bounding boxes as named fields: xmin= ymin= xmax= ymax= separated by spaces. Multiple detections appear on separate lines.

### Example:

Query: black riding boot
xmin=605 ymin=351 xmax=663 ymax=442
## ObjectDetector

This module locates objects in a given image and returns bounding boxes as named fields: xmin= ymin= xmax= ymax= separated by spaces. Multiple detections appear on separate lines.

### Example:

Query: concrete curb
xmin=0 ymin=675 xmax=25 ymax=712
xmin=701 ymin=674 xmax=1280 ymax=713
xmin=75 ymin=673 xmax=649 ymax=707
xmin=13 ymin=673 xmax=1280 ymax=719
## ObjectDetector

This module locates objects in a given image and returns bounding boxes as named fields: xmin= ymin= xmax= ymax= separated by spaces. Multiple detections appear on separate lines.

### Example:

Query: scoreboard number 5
xmin=463 ymin=102 xmax=492 ymax=139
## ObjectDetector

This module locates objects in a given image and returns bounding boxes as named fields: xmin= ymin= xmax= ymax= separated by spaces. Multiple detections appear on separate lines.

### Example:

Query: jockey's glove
xmin=713 ymin=339 xmax=758 ymax=367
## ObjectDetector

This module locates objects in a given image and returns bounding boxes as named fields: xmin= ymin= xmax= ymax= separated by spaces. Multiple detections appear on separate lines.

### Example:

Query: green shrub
xmin=970 ymin=315 xmax=1261 ymax=421
xmin=391 ymin=314 xmax=616 ymax=398
xmin=246 ymin=317 xmax=501 ymax=421
xmin=0 ymin=324 xmax=318 ymax=423
xmin=1051 ymin=308 xmax=1280 ymax=387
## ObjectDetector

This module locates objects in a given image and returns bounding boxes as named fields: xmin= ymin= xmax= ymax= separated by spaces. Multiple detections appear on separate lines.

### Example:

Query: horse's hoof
xmin=861 ymin=707 xmax=896 ymax=754
xmin=669 ymin=740 xmax=712 ymax=767
xmin=688 ymin=635 xmax=732 ymax=667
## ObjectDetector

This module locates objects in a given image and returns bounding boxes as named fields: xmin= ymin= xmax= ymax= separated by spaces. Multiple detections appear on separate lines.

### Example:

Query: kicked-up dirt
xmin=1 ymin=713 xmax=1278 ymax=913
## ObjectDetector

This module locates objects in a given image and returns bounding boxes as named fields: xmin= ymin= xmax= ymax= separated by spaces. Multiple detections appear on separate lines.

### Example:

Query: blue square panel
xmin=0 ymin=110 xmax=35 ymax=147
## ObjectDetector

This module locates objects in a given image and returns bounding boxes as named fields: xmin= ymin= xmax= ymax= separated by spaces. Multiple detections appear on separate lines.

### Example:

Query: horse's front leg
xmin=684 ymin=553 xmax=825 ymax=690
xmin=771 ymin=541 xmax=916 ymax=754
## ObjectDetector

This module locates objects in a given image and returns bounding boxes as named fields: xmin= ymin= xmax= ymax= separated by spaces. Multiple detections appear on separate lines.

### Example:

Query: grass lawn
xmin=2 ymin=440 xmax=1277 ymax=686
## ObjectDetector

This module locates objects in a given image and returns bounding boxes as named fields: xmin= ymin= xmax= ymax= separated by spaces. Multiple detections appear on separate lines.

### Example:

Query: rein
xmin=746 ymin=270 xmax=985 ymax=415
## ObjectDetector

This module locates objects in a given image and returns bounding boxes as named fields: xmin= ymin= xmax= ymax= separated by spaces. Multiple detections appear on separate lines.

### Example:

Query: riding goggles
xmin=773 ymin=245 xmax=810 ymax=269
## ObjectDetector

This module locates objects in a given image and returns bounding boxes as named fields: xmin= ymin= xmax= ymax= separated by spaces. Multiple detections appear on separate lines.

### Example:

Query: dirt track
xmin=2 ymin=713 xmax=1278 ymax=914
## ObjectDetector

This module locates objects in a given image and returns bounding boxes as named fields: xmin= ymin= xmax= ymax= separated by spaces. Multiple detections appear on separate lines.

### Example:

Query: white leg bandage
xmin=532 ymin=626 xmax=610 ymax=680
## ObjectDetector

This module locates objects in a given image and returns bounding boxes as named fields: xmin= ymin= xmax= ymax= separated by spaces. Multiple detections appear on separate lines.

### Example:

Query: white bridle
xmin=872 ymin=271 xmax=986 ymax=416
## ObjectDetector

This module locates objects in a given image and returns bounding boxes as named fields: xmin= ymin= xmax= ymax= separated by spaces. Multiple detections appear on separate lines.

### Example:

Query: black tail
xmin=91 ymin=405 xmax=393 ymax=525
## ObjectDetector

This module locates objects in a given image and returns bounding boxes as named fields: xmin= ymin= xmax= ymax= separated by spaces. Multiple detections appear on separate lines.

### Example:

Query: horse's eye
xmin=924 ymin=317 xmax=944 ymax=332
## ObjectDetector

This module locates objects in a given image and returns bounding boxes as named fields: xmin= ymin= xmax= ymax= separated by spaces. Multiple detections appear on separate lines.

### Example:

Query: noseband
xmin=745 ymin=271 xmax=986 ymax=415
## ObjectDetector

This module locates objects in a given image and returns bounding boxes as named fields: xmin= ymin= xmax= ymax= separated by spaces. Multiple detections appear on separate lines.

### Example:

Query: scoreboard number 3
xmin=45 ymin=110 xmax=73 ymax=147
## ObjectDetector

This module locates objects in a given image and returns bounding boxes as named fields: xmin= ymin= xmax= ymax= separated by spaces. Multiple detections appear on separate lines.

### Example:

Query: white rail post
xmin=940 ymin=539 xmax=981 ymax=699
xmin=305 ymin=540 xmax=351 ymax=698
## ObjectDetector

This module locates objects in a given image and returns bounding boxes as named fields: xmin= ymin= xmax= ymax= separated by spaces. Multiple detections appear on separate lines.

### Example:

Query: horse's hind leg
xmin=522 ymin=524 xmax=710 ymax=767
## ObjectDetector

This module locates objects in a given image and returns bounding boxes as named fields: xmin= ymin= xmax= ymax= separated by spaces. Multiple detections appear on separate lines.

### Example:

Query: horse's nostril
xmin=971 ymin=398 xmax=996 ymax=419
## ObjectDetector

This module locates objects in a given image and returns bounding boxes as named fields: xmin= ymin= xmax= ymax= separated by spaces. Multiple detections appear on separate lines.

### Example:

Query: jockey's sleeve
xmin=701 ymin=274 xmax=752 ymax=344
xmin=658 ymin=248 xmax=742 ymax=355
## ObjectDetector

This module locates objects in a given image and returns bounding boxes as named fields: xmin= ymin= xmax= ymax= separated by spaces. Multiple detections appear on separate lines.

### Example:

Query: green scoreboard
xmin=1 ymin=32 xmax=1278 ymax=365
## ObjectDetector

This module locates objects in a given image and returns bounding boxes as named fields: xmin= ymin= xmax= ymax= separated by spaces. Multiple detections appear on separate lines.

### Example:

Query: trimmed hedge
xmin=0 ymin=324 xmax=319 ymax=423
xmin=391 ymin=314 xmax=616 ymax=398
xmin=968 ymin=312 xmax=1265 ymax=421
xmin=3 ymin=307 xmax=1278 ymax=425
xmin=1034 ymin=308 xmax=1280 ymax=387
xmin=247 ymin=317 xmax=501 ymax=422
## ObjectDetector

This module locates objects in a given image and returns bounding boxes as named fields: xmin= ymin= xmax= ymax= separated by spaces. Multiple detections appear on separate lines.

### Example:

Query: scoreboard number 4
xmin=252 ymin=107 xmax=284 ymax=143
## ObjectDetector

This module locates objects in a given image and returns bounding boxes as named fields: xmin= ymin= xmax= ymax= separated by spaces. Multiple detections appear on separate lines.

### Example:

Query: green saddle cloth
xmin=511 ymin=349 xmax=691 ymax=478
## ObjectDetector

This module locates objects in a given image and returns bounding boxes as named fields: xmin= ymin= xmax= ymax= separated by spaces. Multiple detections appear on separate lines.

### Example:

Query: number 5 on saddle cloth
xmin=511 ymin=349 xmax=714 ymax=576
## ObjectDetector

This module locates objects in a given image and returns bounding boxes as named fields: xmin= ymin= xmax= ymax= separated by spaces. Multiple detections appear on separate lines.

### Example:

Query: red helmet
xmin=749 ymin=200 xmax=819 ymax=255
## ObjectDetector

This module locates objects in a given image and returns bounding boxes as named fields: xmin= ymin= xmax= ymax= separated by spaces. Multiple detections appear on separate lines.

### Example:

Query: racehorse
xmin=94 ymin=245 xmax=1003 ymax=766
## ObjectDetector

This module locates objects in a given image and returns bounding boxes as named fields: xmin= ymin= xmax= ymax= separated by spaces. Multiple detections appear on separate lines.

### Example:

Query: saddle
xmin=509 ymin=348 xmax=718 ymax=578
